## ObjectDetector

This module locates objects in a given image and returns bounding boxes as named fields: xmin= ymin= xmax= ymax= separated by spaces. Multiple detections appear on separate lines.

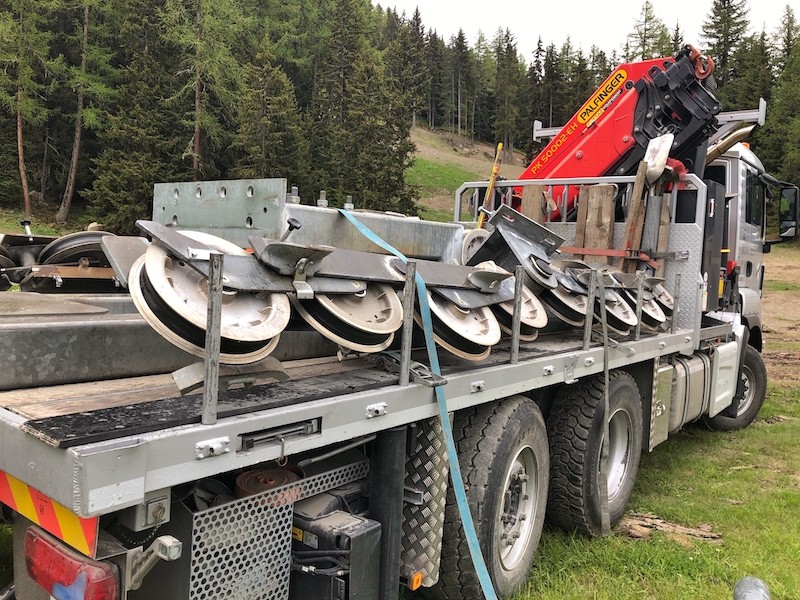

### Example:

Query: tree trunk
xmin=17 ymin=88 xmax=31 ymax=221
xmin=56 ymin=4 xmax=90 ymax=225
xmin=193 ymin=0 xmax=202 ymax=180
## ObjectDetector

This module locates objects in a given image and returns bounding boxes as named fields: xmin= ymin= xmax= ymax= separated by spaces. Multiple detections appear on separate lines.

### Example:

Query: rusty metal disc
xmin=234 ymin=468 xmax=301 ymax=498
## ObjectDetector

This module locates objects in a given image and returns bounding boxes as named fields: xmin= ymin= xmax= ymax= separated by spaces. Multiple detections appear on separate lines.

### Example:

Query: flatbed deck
xmin=0 ymin=325 xmax=706 ymax=519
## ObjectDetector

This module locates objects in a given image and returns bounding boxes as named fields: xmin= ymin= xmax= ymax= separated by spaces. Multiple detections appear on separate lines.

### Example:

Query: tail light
xmin=24 ymin=527 xmax=118 ymax=600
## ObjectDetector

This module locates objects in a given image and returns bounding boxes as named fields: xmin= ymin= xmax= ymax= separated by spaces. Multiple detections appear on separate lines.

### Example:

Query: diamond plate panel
xmin=189 ymin=460 xmax=369 ymax=600
xmin=664 ymin=221 xmax=704 ymax=337
xmin=401 ymin=418 xmax=449 ymax=587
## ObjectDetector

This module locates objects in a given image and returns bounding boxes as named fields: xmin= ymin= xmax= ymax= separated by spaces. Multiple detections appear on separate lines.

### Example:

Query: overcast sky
xmin=376 ymin=0 xmax=787 ymax=62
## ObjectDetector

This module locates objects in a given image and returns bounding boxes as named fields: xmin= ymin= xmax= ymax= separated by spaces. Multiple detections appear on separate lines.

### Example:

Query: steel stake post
xmin=202 ymin=252 xmax=223 ymax=425
xmin=510 ymin=266 xmax=525 ymax=364
xmin=399 ymin=261 xmax=417 ymax=386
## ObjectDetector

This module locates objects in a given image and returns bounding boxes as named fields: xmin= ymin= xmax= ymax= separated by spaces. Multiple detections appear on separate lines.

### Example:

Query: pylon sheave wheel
xmin=290 ymin=283 xmax=402 ymax=353
xmin=37 ymin=230 xmax=115 ymax=265
xmin=475 ymin=260 xmax=547 ymax=340
xmin=540 ymin=286 xmax=587 ymax=327
xmin=596 ymin=289 xmax=638 ymax=336
xmin=620 ymin=288 xmax=666 ymax=329
xmin=316 ymin=284 xmax=403 ymax=335
xmin=652 ymin=283 xmax=674 ymax=315
xmin=417 ymin=290 xmax=500 ymax=361
xmin=129 ymin=231 xmax=290 ymax=364
xmin=461 ymin=228 xmax=491 ymax=265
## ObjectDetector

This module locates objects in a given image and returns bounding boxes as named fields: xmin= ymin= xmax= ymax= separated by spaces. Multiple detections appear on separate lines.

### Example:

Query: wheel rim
xmin=737 ymin=363 xmax=756 ymax=417
xmin=496 ymin=445 xmax=539 ymax=571
xmin=602 ymin=408 xmax=634 ymax=503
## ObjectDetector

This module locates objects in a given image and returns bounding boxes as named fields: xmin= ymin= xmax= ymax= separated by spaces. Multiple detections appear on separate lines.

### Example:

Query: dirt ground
xmin=761 ymin=247 xmax=800 ymax=386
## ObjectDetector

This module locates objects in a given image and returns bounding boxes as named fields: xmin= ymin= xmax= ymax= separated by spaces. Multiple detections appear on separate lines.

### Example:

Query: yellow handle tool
xmin=476 ymin=142 xmax=503 ymax=229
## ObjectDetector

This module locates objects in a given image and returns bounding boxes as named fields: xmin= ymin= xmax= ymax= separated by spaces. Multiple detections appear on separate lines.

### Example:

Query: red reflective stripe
xmin=30 ymin=489 xmax=63 ymax=540
xmin=80 ymin=515 xmax=99 ymax=556
xmin=0 ymin=473 xmax=17 ymax=511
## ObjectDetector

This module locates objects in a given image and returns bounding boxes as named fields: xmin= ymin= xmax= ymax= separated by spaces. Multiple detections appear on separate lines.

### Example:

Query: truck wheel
xmin=546 ymin=371 xmax=643 ymax=536
xmin=704 ymin=345 xmax=767 ymax=431
xmin=419 ymin=396 xmax=549 ymax=600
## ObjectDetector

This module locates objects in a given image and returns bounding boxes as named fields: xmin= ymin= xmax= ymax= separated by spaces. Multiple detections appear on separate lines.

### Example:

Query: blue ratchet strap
xmin=338 ymin=209 xmax=498 ymax=600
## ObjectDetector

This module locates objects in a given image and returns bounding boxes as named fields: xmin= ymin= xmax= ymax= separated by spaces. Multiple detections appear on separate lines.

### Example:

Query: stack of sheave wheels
xmin=124 ymin=215 xmax=675 ymax=366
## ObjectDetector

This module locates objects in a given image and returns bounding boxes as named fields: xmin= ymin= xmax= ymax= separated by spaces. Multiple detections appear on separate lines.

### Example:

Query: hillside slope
xmin=408 ymin=127 xmax=528 ymax=217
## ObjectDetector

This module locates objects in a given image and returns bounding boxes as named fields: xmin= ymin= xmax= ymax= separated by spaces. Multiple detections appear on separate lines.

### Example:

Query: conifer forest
xmin=0 ymin=0 xmax=798 ymax=231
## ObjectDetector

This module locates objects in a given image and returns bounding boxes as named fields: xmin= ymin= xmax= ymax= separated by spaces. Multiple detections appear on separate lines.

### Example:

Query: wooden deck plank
xmin=0 ymin=356 xmax=372 ymax=420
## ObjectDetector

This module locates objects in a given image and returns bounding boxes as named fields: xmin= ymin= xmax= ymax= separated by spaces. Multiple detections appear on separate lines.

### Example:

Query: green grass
xmin=0 ymin=524 xmax=10 ymax=588
xmin=763 ymin=280 xmax=800 ymax=292
xmin=514 ymin=381 xmax=800 ymax=599
xmin=0 ymin=205 xmax=91 ymax=237
xmin=406 ymin=158 xmax=485 ymax=199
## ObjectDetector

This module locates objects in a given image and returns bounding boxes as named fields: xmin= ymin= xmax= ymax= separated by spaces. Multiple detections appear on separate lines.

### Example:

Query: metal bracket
xmin=293 ymin=257 xmax=315 ymax=300
xmin=591 ymin=332 xmax=637 ymax=357
xmin=195 ymin=436 xmax=231 ymax=460
xmin=649 ymin=250 xmax=690 ymax=261
xmin=377 ymin=352 xmax=447 ymax=388
xmin=366 ymin=402 xmax=388 ymax=419
xmin=564 ymin=354 xmax=579 ymax=384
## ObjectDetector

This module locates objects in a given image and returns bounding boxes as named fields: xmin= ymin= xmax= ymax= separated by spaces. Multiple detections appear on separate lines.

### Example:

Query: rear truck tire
xmin=418 ymin=396 xmax=549 ymax=600
xmin=704 ymin=345 xmax=767 ymax=431
xmin=546 ymin=371 xmax=643 ymax=536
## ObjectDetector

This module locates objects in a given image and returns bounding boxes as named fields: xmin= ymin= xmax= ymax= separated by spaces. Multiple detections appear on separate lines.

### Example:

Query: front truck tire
xmin=546 ymin=371 xmax=643 ymax=536
xmin=419 ymin=396 xmax=549 ymax=600
xmin=704 ymin=345 xmax=767 ymax=431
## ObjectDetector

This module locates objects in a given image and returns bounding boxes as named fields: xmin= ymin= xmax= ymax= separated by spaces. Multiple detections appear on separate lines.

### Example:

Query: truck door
xmin=738 ymin=166 xmax=766 ymax=293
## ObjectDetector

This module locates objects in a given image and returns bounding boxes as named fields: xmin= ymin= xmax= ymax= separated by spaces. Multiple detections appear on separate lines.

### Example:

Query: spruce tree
xmin=231 ymin=39 xmax=310 ymax=192
xmin=161 ymin=0 xmax=248 ymax=180
xmin=493 ymin=29 xmax=520 ymax=154
xmin=626 ymin=0 xmax=671 ymax=60
xmin=0 ymin=0 xmax=60 ymax=218
xmin=702 ymin=0 xmax=750 ymax=86
xmin=775 ymin=5 xmax=797 ymax=74
xmin=55 ymin=0 xmax=115 ymax=225
xmin=84 ymin=0 xmax=185 ymax=232
xmin=717 ymin=31 xmax=773 ymax=110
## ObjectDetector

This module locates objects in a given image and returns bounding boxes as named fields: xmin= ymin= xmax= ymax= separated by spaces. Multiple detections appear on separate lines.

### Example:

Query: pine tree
xmin=0 ymin=0 xmax=60 ymax=218
xmin=702 ymin=0 xmax=750 ymax=86
xmin=230 ymin=39 xmax=310 ymax=191
xmin=55 ymin=0 xmax=115 ymax=225
xmin=775 ymin=5 xmax=798 ymax=74
xmin=717 ymin=31 xmax=773 ymax=110
xmin=626 ymin=0 xmax=670 ymax=60
xmin=161 ymin=0 xmax=248 ymax=180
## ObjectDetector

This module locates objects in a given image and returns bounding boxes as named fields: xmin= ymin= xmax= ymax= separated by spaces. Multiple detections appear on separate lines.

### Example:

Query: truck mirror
xmin=779 ymin=186 xmax=799 ymax=239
